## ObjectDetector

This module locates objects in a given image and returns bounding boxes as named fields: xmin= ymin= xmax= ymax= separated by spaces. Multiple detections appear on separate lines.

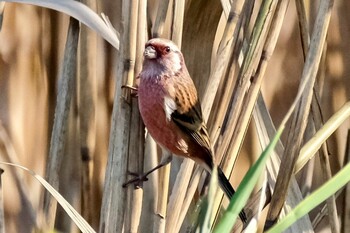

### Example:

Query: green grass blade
xmin=267 ymin=162 xmax=350 ymax=233
xmin=198 ymin=167 xmax=219 ymax=233
xmin=213 ymin=126 xmax=284 ymax=233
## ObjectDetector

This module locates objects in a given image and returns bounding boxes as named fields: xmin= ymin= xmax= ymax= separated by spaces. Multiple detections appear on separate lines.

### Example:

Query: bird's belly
xmin=138 ymin=83 xmax=188 ymax=156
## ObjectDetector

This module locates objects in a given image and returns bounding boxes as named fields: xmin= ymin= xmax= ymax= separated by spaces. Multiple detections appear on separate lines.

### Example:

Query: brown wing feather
xmin=170 ymin=73 xmax=214 ymax=169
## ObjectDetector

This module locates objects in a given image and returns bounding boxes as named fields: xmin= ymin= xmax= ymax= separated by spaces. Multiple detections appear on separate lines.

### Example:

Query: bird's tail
xmin=217 ymin=167 xmax=247 ymax=223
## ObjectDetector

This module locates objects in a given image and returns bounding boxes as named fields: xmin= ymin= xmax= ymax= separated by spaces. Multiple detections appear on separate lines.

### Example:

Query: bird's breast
xmin=138 ymin=77 xmax=189 ymax=156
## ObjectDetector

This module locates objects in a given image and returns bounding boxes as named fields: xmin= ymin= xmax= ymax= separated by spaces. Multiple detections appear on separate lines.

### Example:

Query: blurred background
xmin=0 ymin=0 xmax=349 ymax=232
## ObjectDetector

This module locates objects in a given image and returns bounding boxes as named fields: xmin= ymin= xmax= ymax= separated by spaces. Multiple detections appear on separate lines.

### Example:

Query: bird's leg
xmin=123 ymin=155 xmax=173 ymax=188
xmin=121 ymin=85 xmax=138 ymax=97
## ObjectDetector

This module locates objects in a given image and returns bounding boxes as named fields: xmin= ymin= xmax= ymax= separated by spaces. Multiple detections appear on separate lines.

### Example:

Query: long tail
xmin=217 ymin=167 xmax=247 ymax=222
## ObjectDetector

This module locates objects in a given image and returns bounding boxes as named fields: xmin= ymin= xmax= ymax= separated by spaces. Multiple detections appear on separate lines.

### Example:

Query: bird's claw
xmin=122 ymin=171 xmax=149 ymax=188
xmin=121 ymin=85 xmax=138 ymax=98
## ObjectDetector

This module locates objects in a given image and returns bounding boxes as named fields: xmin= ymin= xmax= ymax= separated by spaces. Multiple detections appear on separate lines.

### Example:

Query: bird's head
xmin=142 ymin=38 xmax=184 ymax=76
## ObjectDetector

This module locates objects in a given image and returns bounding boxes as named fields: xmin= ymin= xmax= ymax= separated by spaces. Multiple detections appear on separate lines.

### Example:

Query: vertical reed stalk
xmin=43 ymin=16 xmax=80 ymax=229
xmin=266 ymin=0 xmax=335 ymax=228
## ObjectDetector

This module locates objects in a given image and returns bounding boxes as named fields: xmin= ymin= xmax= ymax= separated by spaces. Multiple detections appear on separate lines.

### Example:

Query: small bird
xmin=130 ymin=38 xmax=246 ymax=222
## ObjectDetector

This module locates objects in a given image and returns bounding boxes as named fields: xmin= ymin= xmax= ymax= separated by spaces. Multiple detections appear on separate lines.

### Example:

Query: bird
xmin=126 ymin=38 xmax=246 ymax=222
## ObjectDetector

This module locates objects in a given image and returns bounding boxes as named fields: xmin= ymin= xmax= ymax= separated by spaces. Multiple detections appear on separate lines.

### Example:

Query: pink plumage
xmin=138 ymin=75 xmax=187 ymax=156
xmin=138 ymin=38 xmax=203 ymax=163
xmin=136 ymin=38 xmax=246 ymax=222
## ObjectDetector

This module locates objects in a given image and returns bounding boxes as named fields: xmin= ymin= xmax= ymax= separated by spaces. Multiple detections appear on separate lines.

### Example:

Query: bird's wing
xmin=164 ymin=72 xmax=213 ymax=166
xmin=175 ymin=108 xmax=210 ymax=143
xmin=171 ymin=100 xmax=214 ymax=168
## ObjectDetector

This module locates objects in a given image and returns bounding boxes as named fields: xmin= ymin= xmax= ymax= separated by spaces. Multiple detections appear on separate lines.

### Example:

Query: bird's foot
xmin=121 ymin=85 xmax=138 ymax=97
xmin=122 ymin=171 xmax=149 ymax=188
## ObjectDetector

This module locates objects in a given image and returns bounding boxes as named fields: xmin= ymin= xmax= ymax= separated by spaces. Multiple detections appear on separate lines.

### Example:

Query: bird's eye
xmin=164 ymin=46 xmax=171 ymax=53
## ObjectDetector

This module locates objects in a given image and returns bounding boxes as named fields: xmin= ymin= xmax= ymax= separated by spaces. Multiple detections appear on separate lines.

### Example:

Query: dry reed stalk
xmin=0 ymin=5 xmax=51 ymax=230
xmin=311 ymin=189 xmax=342 ymax=229
xmin=165 ymin=160 xmax=195 ymax=233
xmin=124 ymin=0 xmax=147 ymax=231
xmin=154 ymin=164 xmax=169 ymax=233
xmin=181 ymin=0 xmax=222 ymax=97
xmin=170 ymin=0 xmax=185 ymax=48
xmin=299 ymin=121 xmax=316 ymax=197
xmin=201 ymin=0 xmax=245 ymax=123
xmin=0 ymin=121 xmax=37 ymax=229
xmin=99 ymin=0 xmax=138 ymax=231
xmin=312 ymin=103 xmax=340 ymax=233
xmin=125 ymin=97 xmax=145 ymax=233
xmin=139 ymin=135 xmax=158 ymax=233
xmin=265 ymin=0 xmax=335 ymax=228
xmin=252 ymin=93 xmax=313 ymax=233
xmin=300 ymin=160 xmax=315 ymax=196
xmin=55 ymin=106 xmax=81 ymax=232
xmin=152 ymin=0 xmax=170 ymax=38
xmin=295 ymin=102 xmax=350 ymax=174
xmin=125 ymin=0 xmax=147 ymax=231
xmin=135 ymin=0 xmax=147 ymax=75
xmin=0 ymin=2 xmax=4 ymax=30
xmin=295 ymin=0 xmax=329 ymax=204
xmin=154 ymin=151 xmax=171 ymax=233
xmin=296 ymin=2 xmax=333 ymax=218
xmin=130 ymin=189 xmax=144 ymax=233
xmin=309 ymin=44 xmax=340 ymax=232
xmin=234 ymin=0 xmax=304 ymax=219
xmin=203 ymin=0 xmax=249 ymax=227
xmin=43 ymin=16 xmax=80 ymax=229
xmin=175 ymin=167 xmax=204 ymax=232
xmin=0 ymin=168 xmax=4 ymax=233
xmin=206 ymin=0 xmax=246 ymax=142
xmin=218 ymin=0 xmax=279 ymax=174
xmin=295 ymin=0 xmax=310 ymax=58
xmin=79 ymin=0 xmax=98 ymax=225
xmin=207 ymin=0 xmax=254 ymax=186
xmin=44 ymin=10 xmax=60 ymax=146
xmin=207 ymin=0 xmax=281 ymax=227
xmin=220 ymin=0 xmax=233 ymax=17
xmin=341 ymin=130 xmax=350 ymax=233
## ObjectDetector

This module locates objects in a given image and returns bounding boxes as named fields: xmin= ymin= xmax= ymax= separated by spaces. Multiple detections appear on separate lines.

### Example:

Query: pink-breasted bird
xmin=133 ymin=38 xmax=246 ymax=222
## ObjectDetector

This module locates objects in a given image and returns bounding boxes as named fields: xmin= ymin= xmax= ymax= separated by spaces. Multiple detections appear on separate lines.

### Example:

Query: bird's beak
xmin=144 ymin=45 xmax=157 ymax=59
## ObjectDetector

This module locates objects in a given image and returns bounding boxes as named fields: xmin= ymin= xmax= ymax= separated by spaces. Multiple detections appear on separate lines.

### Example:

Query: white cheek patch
xmin=171 ymin=53 xmax=182 ymax=73
xmin=164 ymin=96 xmax=177 ymax=122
